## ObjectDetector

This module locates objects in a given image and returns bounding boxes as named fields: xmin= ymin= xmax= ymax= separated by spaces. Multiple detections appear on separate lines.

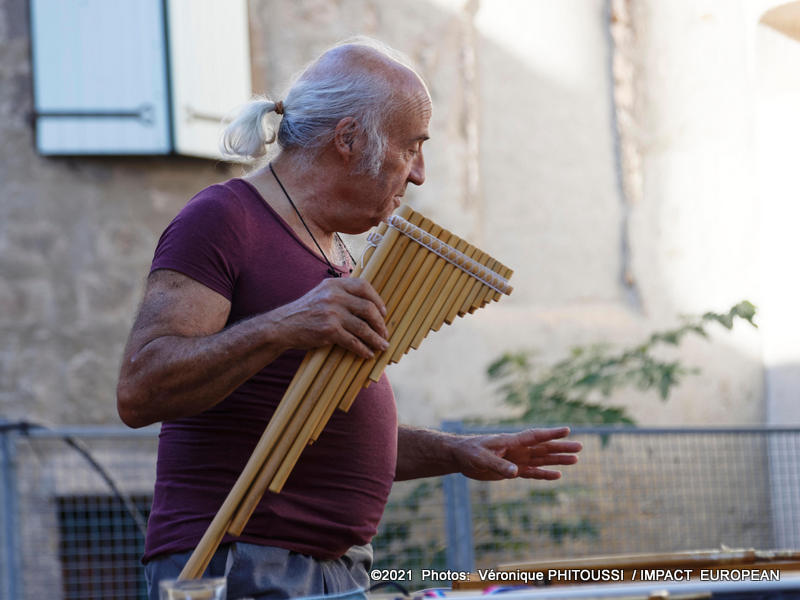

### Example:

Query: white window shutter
xmin=166 ymin=0 xmax=252 ymax=160
xmin=30 ymin=0 xmax=171 ymax=155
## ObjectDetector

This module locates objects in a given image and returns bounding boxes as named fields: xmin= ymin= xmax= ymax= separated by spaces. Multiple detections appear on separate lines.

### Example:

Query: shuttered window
xmin=30 ymin=0 xmax=171 ymax=155
xmin=167 ymin=0 xmax=252 ymax=159
xmin=29 ymin=0 xmax=251 ymax=158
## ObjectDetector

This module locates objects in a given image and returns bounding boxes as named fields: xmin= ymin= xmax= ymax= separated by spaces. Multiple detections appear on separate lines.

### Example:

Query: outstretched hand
xmin=450 ymin=427 xmax=582 ymax=481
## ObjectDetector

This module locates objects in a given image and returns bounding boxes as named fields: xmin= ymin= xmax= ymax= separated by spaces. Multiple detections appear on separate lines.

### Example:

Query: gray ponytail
xmin=220 ymin=97 xmax=281 ymax=160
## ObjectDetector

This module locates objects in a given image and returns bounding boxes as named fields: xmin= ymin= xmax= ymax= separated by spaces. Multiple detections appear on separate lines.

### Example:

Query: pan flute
xmin=179 ymin=204 xmax=514 ymax=580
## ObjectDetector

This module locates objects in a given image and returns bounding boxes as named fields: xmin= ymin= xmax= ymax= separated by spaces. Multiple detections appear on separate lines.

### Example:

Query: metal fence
xmin=2 ymin=421 xmax=800 ymax=598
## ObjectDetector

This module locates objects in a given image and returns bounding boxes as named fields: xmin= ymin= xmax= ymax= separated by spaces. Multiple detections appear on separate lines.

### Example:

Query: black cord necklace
xmin=269 ymin=163 xmax=354 ymax=277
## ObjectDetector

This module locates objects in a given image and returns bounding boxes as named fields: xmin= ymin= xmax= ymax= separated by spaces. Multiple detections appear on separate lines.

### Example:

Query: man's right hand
xmin=269 ymin=277 xmax=389 ymax=359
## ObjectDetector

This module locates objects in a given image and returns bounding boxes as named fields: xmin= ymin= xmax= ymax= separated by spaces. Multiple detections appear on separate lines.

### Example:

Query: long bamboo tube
xmin=177 ymin=349 xmax=326 ymax=579
xmin=226 ymin=347 xmax=346 ymax=533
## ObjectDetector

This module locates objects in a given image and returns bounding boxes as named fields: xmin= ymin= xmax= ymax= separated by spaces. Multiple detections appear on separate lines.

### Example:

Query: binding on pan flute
xmin=180 ymin=204 xmax=514 ymax=580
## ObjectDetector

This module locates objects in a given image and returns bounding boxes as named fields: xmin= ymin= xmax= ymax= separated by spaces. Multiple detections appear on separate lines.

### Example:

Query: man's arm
xmin=395 ymin=425 xmax=582 ymax=481
xmin=116 ymin=269 xmax=389 ymax=428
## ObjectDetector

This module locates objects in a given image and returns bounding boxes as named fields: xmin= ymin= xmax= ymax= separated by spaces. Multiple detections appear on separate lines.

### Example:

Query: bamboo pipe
xmin=323 ymin=212 xmax=429 ymax=414
xmin=339 ymin=221 xmax=443 ymax=405
xmin=336 ymin=219 xmax=439 ymax=410
xmin=407 ymin=236 xmax=472 ymax=351
xmin=383 ymin=229 xmax=461 ymax=367
xmin=226 ymin=347 xmax=346 ymax=534
xmin=459 ymin=255 xmax=498 ymax=315
xmin=367 ymin=222 xmax=447 ymax=379
xmin=177 ymin=349 xmax=326 ymax=580
xmin=431 ymin=246 xmax=487 ymax=331
xmin=445 ymin=248 xmax=491 ymax=324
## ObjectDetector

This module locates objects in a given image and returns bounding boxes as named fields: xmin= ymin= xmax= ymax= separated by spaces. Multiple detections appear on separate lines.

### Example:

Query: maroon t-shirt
xmin=142 ymin=179 xmax=398 ymax=562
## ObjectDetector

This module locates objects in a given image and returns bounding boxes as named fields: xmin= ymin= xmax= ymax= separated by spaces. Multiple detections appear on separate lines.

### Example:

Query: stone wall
xmin=0 ymin=0 xmax=239 ymax=423
xmin=1 ymin=0 xmax=787 ymax=429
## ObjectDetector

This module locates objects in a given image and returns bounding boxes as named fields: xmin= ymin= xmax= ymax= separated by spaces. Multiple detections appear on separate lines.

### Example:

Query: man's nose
xmin=408 ymin=151 xmax=425 ymax=186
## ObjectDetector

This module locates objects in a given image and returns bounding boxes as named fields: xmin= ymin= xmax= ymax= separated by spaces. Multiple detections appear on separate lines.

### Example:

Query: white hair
xmin=220 ymin=38 xmax=423 ymax=175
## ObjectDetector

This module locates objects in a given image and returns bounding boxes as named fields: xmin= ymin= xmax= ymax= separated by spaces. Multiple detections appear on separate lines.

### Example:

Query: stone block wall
xmin=0 ymin=0 xmax=778 ymax=429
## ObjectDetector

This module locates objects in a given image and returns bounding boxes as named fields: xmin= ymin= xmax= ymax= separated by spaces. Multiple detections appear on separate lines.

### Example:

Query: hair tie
xmin=274 ymin=100 xmax=284 ymax=115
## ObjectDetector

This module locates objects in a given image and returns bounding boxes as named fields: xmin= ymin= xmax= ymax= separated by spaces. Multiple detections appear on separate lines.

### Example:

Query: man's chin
xmin=382 ymin=204 xmax=401 ymax=222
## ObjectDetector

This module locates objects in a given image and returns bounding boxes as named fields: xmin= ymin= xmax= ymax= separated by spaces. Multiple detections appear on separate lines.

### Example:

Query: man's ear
xmin=333 ymin=117 xmax=361 ymax=162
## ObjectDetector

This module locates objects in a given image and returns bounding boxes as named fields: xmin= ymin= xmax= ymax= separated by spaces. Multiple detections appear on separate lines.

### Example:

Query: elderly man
xmin=117 ymin=39 xmax=581 ymax=600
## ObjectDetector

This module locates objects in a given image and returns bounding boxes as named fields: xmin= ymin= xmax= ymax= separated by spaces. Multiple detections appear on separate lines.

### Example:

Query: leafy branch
xmin=486 ymin=301 xmax=758 ymax=426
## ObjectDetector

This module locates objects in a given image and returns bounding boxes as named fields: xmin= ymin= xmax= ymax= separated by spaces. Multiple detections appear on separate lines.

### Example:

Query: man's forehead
xmin=394 ymin=86 xmax=431 ymax=120
xmin=388 ymin=103 xmax=431 ymax=141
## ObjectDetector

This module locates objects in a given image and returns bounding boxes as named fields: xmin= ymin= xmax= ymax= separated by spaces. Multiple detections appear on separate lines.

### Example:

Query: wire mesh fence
xmin=1 ymin=422 xmax=799 ymax=599
xmin=449 ymin=425 xmax=800 ymax=570
xmin=6 ymin=425 xmax=158 ymax=600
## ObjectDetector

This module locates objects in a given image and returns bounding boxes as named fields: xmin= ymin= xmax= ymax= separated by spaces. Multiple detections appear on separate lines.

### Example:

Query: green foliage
xmin=471 ymin=483 xmax=598 ymax=558
xmin=486 ymin=301 xmax=757 ymax=426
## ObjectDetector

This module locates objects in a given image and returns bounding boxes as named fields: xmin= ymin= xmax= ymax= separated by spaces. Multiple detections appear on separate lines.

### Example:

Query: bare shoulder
xmin=131 ymin=269 xmax=231 ymax=341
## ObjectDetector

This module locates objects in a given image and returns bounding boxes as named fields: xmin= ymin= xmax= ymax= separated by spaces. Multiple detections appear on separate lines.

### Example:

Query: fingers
xmin=485 ymin=430 xmax=582 ymax=455
xmin=502 ymin=430 xmax=583 ymax=457
xmin=278 ymin=278 xmax=390 ymax=359
xmin=334 ymin=319 xmax=389 ymax=359
xmin=481 ymin=453 xmax=520 ymax=479
xmin=532 ymin=440 xmax=583 ymax=456
xmin=482 ymin=451 xmax=577 ymax=480
xmin=518 ymin=466 xmax=564 ymax=480
xmin=340 ymin=278 xmax=387 ymax=319
xmin=337 ymin=284 xmax=389 ymax=341
xmin=507 ymin=434 xmax=581 ymax=480
xmin=492 ymin=454 xmax=575 ymax=481
xmin=332 ymin=279 xmax=389 ymax=357
xmin=511 ymin=427 xmax=573 ymax=446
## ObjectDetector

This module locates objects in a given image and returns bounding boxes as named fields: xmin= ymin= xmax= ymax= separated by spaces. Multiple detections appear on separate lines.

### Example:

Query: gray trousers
xmin=144 ymin=543 xmax=372 ymax=600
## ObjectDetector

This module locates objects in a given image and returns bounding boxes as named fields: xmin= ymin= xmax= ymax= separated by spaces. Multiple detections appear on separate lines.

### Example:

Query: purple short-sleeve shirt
xmin=142 ymin=179 xmax=398 ymax=562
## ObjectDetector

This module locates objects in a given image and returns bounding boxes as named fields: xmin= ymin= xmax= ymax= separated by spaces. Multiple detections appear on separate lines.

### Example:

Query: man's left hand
xmin=449 ymin=427 xmax=582 ymax=481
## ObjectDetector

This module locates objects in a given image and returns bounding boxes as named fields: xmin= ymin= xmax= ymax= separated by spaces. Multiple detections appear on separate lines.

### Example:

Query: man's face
xmin=354 ymin=88 xmax=431 ymax=227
